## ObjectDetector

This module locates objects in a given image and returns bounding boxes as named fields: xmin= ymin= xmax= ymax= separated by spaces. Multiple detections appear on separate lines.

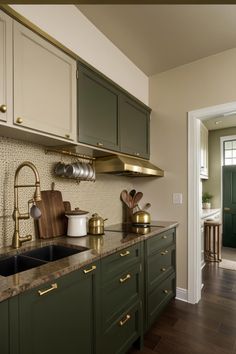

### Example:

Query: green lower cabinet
xmin=101 ymin=302 xmax=142 ymax=354
xmin=18 ymin=263 xmax=99 ymax=354
xmin=0 ymin=300 xmax=9 ymax=354
xmin=147 ymin=273 xmax=175 ymax=328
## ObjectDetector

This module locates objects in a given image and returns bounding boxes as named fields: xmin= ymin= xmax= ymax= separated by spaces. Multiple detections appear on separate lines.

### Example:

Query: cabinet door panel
xmin=120 ymin=95 xmax=150 ymax=159
xmin=0 ymin=10 xmax=12 ymax=123
xmin=14 ymin=21 xmax=76 ymax=140
xmin=19 ymin=268 xmax=96 ymax=354
xmin=78 ymin=64 xmax=119 ymax=150
xmin=0 ymin=300 xmax=9 ymax=354
xmin=102 ymin=303 xmax=141 ymax=354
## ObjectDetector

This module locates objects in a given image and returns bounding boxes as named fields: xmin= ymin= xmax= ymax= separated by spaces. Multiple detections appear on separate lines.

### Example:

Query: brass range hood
xmin=95 ymin=155 xmax=164 ymax=177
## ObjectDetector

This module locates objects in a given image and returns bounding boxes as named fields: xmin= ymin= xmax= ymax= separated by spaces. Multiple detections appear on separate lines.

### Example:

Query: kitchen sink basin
xmin=0 ymin=245 xmax=89 ymax=277
xmin=0 ymin=255 xmax=46 ymax=277
xmin=22 ymin=245 xmax=88 ymax=262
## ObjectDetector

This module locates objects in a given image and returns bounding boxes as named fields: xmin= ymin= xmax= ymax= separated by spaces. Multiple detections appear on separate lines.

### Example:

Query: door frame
xmin=188 ymin=101 xmax=236 ymax=304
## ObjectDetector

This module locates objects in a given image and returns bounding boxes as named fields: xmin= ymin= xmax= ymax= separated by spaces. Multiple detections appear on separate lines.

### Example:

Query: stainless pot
xmin=88 ymin=213 xmax=108 ymax=235
xmin=132 ymin=210 xmax=151 ymax=225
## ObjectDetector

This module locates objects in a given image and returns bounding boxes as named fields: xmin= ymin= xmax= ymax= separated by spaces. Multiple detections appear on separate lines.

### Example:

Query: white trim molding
xmin=176 ymin=287 xmax=188 ymax=302
xmin=188 ymin=101 xmax=236 ymax=304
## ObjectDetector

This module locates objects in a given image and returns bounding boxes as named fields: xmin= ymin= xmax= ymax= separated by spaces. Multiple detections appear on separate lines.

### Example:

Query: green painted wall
xmin=203 ymin=127 xmax=236 ymax=208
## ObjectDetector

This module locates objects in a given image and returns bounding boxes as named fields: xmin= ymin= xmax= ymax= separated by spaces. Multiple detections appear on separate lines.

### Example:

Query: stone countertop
xmin=0 ymin=220 xmax=178 ymax=302
xmin=201 ymin=209 xmax=221 ymax=219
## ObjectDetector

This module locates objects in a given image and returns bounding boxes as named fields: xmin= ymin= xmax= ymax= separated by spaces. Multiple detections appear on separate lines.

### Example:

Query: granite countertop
xmin=0 ymin=221 xmax=178 ymax=302
xmin=201 ymin=208 xmax=221 ymax=219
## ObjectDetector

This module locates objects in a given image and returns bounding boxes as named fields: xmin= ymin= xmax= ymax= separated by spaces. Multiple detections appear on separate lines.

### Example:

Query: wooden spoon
xmin=143 ymin=203 xmax=151 ymax=211
xmin=120 ymin=190 xmax=131 ymax=208
xmin=133 ymin=192 xmax=143 ymax=208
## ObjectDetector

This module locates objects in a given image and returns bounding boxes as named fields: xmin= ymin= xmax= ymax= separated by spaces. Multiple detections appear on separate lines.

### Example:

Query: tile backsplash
xmin=0 ymin=136 xmax=133 ymax=247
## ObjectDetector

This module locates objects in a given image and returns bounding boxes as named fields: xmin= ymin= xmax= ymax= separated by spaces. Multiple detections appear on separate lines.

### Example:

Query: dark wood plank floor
xmin=128 ymin=264 xmax=236 ymax=354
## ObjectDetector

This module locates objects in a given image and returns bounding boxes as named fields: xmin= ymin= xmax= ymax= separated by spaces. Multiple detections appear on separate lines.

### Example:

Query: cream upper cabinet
xmin=200 ymin=122 xmax=208 ymax=179
xmin=0 ymin=10 xmax=12 ymax=123
xmin=13 ymin=21 xmax=76 ymax=141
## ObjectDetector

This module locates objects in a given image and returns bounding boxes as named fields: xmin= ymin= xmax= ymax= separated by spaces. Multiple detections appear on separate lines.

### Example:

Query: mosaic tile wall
xmin=0 ymin=136 xmax=133 ymax=247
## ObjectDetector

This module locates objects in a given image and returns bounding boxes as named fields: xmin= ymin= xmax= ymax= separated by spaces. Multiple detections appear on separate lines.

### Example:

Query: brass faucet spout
xmin=12 ymin=161 xmax=41 ymax=249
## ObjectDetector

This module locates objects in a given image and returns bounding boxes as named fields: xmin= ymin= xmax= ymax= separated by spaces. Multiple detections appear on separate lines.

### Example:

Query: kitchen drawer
xmin=101 ymin=302 xmax=141 ymax=354
xmin=147 ymin=228 xmax=175 ymax=256
xmin=101 ymin=243 xmax=142 ymax=282
xmin=147 ymin=244 xmax=175 ymax=292
xmin=147 ymin=273 xmax=175 ymax=328
xmin=102 ymin=263 xmax=141 ymax=328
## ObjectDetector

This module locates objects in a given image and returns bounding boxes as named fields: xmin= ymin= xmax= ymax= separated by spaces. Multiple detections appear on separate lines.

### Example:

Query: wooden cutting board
xmin=35 ymin=190 xmax=70 ymax=239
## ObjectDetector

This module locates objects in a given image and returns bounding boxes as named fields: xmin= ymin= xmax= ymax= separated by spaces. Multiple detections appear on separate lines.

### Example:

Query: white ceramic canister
xmin=65 ymin=209 xmax=88 ymax=237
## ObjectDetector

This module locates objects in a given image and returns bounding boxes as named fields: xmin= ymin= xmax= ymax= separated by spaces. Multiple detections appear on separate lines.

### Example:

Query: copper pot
xmin=88 ymin=213 xmax=108 ymax=235
xmin=132 ymin=210 xmax=151 ymax=225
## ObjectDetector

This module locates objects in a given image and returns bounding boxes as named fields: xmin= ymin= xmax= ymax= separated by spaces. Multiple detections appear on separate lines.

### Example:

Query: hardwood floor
xmin=128 ymin=264 xmax=236 ymax=354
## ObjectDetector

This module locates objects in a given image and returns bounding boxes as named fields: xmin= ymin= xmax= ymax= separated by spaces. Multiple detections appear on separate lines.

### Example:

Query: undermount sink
xmin=0 ymin=255 xmax=46 ymax=277
xmin=0 ymin=245 xmax=89 ymax=277
xmin=23 ymin=245 xmax=88 ymax=262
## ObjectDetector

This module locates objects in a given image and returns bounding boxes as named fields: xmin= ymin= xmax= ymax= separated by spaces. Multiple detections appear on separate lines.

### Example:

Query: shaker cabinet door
xmin=13 ymin=21 xmax=76 ymax=141
xmin=78 ymin=64 xmax=120 ymax=151
xmin=0 ymin=10 xmax=12 ymax=123
xmin=0 ymin=300 xmax=9 ymax=354
xmin=18 ymin=265 xmax=98 ymax=354
xmin=120 ymin=95 xmax=150 ymax=159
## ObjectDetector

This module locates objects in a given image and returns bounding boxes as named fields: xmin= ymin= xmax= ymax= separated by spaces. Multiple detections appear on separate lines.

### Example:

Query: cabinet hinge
xmin=76 ymin=70 xmax=79 ymax=79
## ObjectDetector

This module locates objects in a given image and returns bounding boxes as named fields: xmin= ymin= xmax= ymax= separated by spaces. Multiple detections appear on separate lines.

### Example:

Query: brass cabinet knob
xmin=16 ymin=117 xmax=23 ymax=124
xmin=161 ymin=267 xmax=166 ymax=272
xmin=163 ymin=289 xmax=169 ymax=294
xmin=97 ymin=142 xmax=103 ymax=147
xmin=135 ymin=152 xmax=140 ymax=156
xmin=162 ymin=235 xmax=167 ymax=239
xmin=65 ymin=134 xmax=70 ymax=139
xmin=0 ymin=104 xmax=7 ymax=113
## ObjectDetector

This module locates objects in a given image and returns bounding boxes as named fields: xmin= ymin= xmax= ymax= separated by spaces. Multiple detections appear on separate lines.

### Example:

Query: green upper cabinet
xmin=120 ymin=95 xmax=150 ymax=159
xmin=0 ymin=10 xmax=12 ymax=124
xmin=0 ymin=300 xmax=9 ymax=354
xmin=77 ymin=62 xmax=151 ymax=159
xmin=18 ymin=263 xmax=98 ymax=354
xmin=78 ymin=63 xmax=120 ymax=151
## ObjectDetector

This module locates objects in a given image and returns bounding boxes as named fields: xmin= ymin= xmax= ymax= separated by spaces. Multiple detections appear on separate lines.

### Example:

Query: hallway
xmin=129 ymin=264 xmax=236 ymax=354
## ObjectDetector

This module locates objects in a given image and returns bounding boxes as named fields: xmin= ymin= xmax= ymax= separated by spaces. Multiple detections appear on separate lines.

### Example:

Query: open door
xmin=223 ymin=165 xmax=236 ymax=248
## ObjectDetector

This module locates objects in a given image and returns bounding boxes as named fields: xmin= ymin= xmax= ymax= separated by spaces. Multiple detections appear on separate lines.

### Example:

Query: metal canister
xmin=88 ymin=213 xmax=108 ymax=235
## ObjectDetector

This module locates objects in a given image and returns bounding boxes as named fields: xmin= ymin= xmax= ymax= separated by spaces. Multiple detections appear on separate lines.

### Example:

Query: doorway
xmin=188 ymin=101 xmax=236 ymax=304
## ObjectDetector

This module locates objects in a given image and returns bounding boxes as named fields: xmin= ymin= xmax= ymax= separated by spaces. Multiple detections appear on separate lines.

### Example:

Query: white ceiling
xmin=77 ymin=5 xmax=236 ymax=76
xmin=204 ymin=115 xmax=236 ymax=130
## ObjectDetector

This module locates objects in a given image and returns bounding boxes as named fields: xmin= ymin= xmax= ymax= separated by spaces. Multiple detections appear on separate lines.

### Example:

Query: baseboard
xmin=175 ymin=287 xmax=188 ymax=302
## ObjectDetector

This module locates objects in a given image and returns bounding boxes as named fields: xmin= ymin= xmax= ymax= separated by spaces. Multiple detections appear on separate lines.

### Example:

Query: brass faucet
xmin=12 ymin=161 xmax=41 ymax=249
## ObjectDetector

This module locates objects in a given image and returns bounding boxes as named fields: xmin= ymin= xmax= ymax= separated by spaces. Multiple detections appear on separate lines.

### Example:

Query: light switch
xmin=173 ymin=193 xmax=183 ymax=204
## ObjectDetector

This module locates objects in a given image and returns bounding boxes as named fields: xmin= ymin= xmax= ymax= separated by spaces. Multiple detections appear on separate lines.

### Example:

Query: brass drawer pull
xmin=163 ymin=289 xmax=169 ymax=294
xmin=120 ymin=250 xmax=130 ymax=257
xmin=83 ymin=265 xmax=96 ymax=274
xmin=120 ymin=274 xmax=131 ymax=283
xmin=224 ymin=207 xmax=230 ymax=211
xmin=119 ymin=314 xmax=131 ymax=326
xmin=162 ymin=235 xmax=167 ymax=239
xmin=38 ymin=283 xmax=58 ymax=296
xmin=161 ymin=250 xmax=169 ymax=255
xmin=161 ymin=267 xmax=166 ymax=272
xmin=0 ymin=104 xmax=7 ymax=113
xmin=97 ymin=142 xmax=103 ymax=147
xmin=16 ymin=117 xmax=23 ymax=124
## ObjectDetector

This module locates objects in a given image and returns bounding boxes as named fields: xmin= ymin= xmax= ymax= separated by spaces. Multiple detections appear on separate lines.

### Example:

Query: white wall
xmin=10 ymin=4 xmax=148 ymax=105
